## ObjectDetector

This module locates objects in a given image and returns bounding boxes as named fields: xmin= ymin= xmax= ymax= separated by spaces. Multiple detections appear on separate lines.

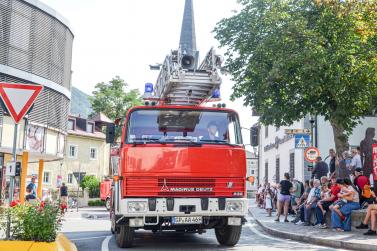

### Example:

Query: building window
xmin=275 ymin=158 xmax=280 ymax=183
xmin=265 ymin=126 xmax=268 ymax=138
xmin=290 ymin=153 xmax=295 ymax=179
xmin=43 ymin=172 xmax=50 ymax=184
xmin=264 ymin=162 xmax=268 ymax=183
xmin=67 ymin=173 xmax=73 ymax=184
xmin=251 ymin=170 xmax=255 ymax=175
xmin=68 ymin=119 xmax=75 ymax=130
xmin=90 ymin=147 xmax=97 ymax=160
xmin=69 ymin=145 xmax=77 ymax=158
xmin=87 ymin=122 xmax=94 ymax=133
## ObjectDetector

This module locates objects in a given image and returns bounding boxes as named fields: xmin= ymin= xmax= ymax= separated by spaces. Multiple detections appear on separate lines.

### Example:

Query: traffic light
xmin=15 ymin=161 xmax=21 ymax=176
xmin=250 ymin=127 xmax=259 ymax=147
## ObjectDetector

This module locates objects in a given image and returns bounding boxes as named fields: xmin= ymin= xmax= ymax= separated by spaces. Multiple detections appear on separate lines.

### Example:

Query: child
xmin=265 ymin=188 xmax=273 ymax=216
xmin=317 ymin=184 xmax=330 ymax=215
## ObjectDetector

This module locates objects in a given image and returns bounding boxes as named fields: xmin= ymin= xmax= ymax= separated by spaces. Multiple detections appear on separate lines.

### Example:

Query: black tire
xmin=110 ymin=211 xmax=116 ymax=234
xmin=105 ymin=198 xmax=111 ymax=211
xmin=116 ymin=225 xmax=135 ymax=248
xmin=215 ymin=225 xmax=242 ymax=246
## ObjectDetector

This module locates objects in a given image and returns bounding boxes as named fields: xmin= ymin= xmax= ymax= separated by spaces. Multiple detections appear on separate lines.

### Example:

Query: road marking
xmin=101 ymin=235 xmax=112 ymax=251
xmin=70 ymin=235 xmax=110 ymax=241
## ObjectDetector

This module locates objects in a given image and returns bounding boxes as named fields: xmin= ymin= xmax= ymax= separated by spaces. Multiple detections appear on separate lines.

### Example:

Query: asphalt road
xmin=62 ymin=207 xmax=347 ymax=251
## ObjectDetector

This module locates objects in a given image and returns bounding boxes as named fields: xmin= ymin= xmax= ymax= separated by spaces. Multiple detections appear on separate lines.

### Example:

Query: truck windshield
xmin=126 ymin=109 xmax=242 ymax=145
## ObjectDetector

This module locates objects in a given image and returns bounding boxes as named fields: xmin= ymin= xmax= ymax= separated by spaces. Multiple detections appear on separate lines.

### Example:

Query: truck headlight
xmin=226 ymin=201 xmax=243 ymax=212
xmin=128 ymin=201 xmax=147 ymax=213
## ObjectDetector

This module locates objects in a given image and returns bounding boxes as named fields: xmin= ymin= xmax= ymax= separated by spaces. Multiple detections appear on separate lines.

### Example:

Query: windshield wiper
xmin=199 ymin=139 xmax=239 ymax=147
xmin=130 ymin=138 xmax=166 ymax=145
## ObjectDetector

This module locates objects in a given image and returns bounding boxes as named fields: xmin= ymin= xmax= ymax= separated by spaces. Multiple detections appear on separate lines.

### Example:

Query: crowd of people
xmin=256 ymin=148 xmax=377 ymax=235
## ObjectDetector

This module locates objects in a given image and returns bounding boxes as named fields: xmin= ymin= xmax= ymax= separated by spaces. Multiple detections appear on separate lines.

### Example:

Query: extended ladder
xmin=153 ymin=48 xmax=222 ymax=106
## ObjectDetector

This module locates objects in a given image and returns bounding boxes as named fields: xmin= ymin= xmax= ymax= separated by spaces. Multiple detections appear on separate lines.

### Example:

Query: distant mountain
xmin=70 ymin=87 xmax=93 ymax=118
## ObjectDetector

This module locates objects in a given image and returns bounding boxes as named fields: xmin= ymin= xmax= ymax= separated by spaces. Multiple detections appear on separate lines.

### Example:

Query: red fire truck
xmin=107 ymin=103 xmax=247 ymax=248
xmin=106 ymin=1 xmax=248 ymax=248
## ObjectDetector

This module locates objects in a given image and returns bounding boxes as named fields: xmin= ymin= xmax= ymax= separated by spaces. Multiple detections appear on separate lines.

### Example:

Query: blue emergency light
xmin=144 ymin=83 xmax=153 ymax=93
xmin=211 ymin=88 xmax=220 ymax=99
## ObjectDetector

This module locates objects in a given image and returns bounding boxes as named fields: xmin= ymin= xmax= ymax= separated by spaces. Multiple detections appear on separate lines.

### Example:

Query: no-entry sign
xmin=0 ymin=82 xmax=43 ymax=124
xmin=304 ymin=147 xmax=320 ymax=163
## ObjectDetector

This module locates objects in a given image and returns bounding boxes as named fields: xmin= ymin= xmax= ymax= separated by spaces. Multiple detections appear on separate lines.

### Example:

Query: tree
xmin=90 ymin=76 xmax=143 ymax=139
xmin=80 ymin=175 xmax=100 ymax=198
xmin=214 ymin=0 xmax=377 ymax=153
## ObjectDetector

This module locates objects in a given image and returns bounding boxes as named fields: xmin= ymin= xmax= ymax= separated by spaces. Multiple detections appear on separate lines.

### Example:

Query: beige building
xmin=27 ymin=114 xmax=111 ymax=193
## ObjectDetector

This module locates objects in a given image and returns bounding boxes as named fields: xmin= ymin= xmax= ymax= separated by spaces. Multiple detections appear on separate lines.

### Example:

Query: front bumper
xmin=116 ymin=197 xmax=248 ymax=217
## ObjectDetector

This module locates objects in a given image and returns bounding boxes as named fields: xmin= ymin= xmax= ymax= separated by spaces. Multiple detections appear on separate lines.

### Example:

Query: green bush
xmin=88 ymin=200 xmax=105 ymax=207
xmin=80 ymin=175 xmax=100 ymax=198
xmin=0 ymin=202 xmax=61 ymax=242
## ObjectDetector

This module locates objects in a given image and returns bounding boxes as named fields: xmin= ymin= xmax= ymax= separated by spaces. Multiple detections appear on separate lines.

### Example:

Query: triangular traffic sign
xmin=0 ymin=83 xmax=43 ymax=124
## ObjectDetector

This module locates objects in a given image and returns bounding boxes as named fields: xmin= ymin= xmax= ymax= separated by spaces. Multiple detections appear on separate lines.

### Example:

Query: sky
xmin=41 ymin=0 xmax=258 ymax=149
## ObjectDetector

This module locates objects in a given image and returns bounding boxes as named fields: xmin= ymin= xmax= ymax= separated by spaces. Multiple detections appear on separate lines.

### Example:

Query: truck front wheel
xmin=215 ymin=225 xmax=242 ymax=246
xmin=116 ymin=225 xmax=135 ymax=248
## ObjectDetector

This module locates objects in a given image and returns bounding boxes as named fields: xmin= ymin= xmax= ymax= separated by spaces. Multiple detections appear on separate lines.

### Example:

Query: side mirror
xmin=250 ymin=126 xmax=259 ymax=147
xmin=106 ymin=123 xmax=115 ymax=144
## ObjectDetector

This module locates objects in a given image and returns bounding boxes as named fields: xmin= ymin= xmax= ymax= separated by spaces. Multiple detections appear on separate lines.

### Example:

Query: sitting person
xmin=303 ymin=179 xmax=321 ymax=226
xmin=315 ymin=176 xmax=341 ymax=228
xmin=355 ymin=204 xmax=377 ymax=235
xmin=331 ymin=178 xmax=360 ymax=231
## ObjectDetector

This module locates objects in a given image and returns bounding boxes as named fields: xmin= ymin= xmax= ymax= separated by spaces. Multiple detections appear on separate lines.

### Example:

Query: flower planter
xmin=0 ymin=233 xmax=77 ymax=251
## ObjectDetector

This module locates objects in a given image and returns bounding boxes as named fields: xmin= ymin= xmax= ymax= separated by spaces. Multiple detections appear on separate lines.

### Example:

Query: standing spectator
xmin=315 ymin=177 xmax=341 ymax=228
xmin=291 ymin=178 xmax=302 ymax=214
xmin=60 ymin=183 xmax=68 ymax=214
xmin=26 ymin=176 xmax=37 ymax=197
xmin=60 ymin=182 xmax=68 ymax=203
xmin=275 ymin=173 xmax=293 ymax=222
xmin=350 ymin=148 xmax=362 ymax=175
xmin=265 ymin=188 xmax=273 ymax=217
xmin=353 ymin=167 xmax=373 ymax=206
xmin=312 ymin=157 xmax=329 ymax=180
xmin=303 ymin=179 xmax=321 ymax=226
xmin=337 ymin=151 xmax=351 ymax=179
xmin=329 ymin=149 xmax=336 ymax=177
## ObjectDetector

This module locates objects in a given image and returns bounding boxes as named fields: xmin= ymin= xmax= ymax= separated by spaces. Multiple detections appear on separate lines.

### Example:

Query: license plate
xmin=172 ymin=216 xmax=202 ymax=225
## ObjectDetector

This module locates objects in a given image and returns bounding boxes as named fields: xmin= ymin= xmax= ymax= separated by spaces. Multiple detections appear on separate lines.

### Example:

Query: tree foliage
xmin=90 ymin=76 xmax=143 ymax=139
xmin=214 ymin=0 xmax=377 ymax=152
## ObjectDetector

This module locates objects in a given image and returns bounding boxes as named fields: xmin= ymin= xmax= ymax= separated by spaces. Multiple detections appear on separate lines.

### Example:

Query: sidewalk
xmin=248 ymin=202 xmax=377 ymax=251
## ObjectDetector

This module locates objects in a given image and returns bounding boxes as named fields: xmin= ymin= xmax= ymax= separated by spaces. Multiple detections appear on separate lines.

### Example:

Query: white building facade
xmin=258 ymin=116 xmax=377 ymax=184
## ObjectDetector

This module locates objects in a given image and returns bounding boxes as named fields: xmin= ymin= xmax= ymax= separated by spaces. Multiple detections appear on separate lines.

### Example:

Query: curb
xmin=0 ymin=233 xmax=77 ymax=251
xmin=248 ymin=208 xmax=376 ymax=251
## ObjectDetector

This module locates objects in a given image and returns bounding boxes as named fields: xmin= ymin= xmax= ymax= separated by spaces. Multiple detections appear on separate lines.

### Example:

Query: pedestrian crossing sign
xmin=295 ymin=134 xmax=310 ymax=148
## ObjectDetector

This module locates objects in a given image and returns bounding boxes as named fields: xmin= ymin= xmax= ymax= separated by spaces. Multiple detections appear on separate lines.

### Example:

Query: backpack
xmin=362 ymin=184 xmax=372 ymax=199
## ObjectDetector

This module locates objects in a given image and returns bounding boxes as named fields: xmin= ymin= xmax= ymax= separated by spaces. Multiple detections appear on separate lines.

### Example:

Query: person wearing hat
xmin=354 ymin=167 xmax=374 ymax=206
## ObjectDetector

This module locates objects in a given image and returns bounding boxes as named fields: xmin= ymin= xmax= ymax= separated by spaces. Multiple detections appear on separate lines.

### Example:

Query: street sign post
xmin=295 ymin=134 xmax=310 ymax=148
xmin=304 ymin=147 xmax=320 ymax=163
xmin=0 ymin=82 xmax=43 ymax=205
xmin=285 ymin=128 xmax=311 ymax=135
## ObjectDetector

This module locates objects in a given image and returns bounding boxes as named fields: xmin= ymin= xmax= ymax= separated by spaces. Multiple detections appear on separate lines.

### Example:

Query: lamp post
xmin=309 ymin=115 xmax=315 ymax=147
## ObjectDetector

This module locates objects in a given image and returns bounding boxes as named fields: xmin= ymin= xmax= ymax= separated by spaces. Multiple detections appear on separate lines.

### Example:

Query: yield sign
xmin=0 ymin=82 xmax=43 ymax=124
